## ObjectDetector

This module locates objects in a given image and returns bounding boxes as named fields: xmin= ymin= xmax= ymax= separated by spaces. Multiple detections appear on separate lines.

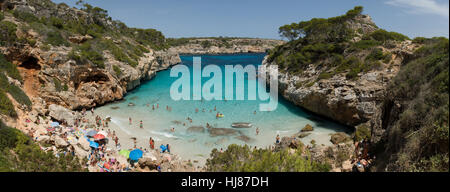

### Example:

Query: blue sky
xmin=51 ymin=0 xmax=449 ymax=39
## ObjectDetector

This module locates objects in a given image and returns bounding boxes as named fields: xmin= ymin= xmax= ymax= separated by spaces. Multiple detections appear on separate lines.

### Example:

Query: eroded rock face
xmin=263 ymin=40 xmax=419 ymax=134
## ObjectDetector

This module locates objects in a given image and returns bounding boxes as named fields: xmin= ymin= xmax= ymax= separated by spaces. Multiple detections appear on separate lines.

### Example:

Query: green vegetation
xmin=0 ymin=11 xmax=4 ymax=21
xmin=377 ymin=37 xmax=449 ymax=172
xmin=113 ymin=65 xmax=122 ymax=76
xmin=0 ymin=54 xmax=32 ymax=116
xmin=278 ymin=6 xmax=364 ymax=42
xmin=268 ymin=6 xmax=405 ymax=83
xmin=0 ymin=54 xmax=22 ymax=82
xmin=0 ymin=120 xmax=87 ymax=172
xmin=363 ymin=29 xmax=409 ymax=43
xmin=7 ymin=2 xmax=167 ymax=68
xmin=206 ymin=144 xmax=331 ymax=172
xmin=0 ymin=21 xmax=18 ymax=46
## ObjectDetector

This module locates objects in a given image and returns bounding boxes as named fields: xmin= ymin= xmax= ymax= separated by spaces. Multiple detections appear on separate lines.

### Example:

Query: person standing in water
xmin=140 ymin=120 xmax=143 ymax=129
xmin=256 ymin=127 xmax=260 ymax=135
xmin=129 ymin=117 xmax=132 ymax=125
xmin=276 ymin=134 xmax=280 ymax=144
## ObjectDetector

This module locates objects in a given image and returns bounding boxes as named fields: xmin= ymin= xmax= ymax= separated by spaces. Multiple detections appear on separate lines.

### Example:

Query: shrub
xmin=364 ymin=29 xmax=409 ymax=42
xmin=113 ymin=65 xmax=122 ymax=76
xmin=53 ymin=77 xmax=62 ymax=92
xmin=0 ymin=12 xmax=4 ymax=21
xmin=0 ymin=91 xmax=16 ymax=117
xmin=206 ymin=144 xmax=331 ymax=172
xmin=6 ymin=84 xmax=32 ymax=109
xmin=12 ymin=10 xmax=39 ymax=23
xmin=45 ymin=30 xmax=69 ymax=46
xmin=0 ymin=21 xmax=18 ymax=46
xmin=0 ymin=53 xmax=22 ymax=82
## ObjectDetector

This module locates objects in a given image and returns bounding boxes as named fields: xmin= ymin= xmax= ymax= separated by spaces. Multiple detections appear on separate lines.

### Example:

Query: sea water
xmin=95 ymin=53 xmax=350 ymax=164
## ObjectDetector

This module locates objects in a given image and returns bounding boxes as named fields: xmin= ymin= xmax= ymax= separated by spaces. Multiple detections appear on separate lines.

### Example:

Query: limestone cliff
xmin=167 ymin=38 xmax=284 ymax=55
xmin=0 ymin=0 xmax=181 ymax=118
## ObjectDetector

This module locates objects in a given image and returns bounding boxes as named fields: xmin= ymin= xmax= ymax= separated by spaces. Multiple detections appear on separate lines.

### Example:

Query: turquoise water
xmin=95 ymin=53 xmax=349 ymax=163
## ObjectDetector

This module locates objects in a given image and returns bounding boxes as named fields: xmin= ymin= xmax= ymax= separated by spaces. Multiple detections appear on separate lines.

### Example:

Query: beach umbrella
xmin=97 ymin=131 xmax=108 ymax=137
xmin=119 ymin=149 xmax=130 ymax=158
xmin=89 ymin=140 xmax=99 ymax=149
xmin=75 ymin=130 xmax=83 ymax=138
xmin=94 ymin=134 xmax=105 ymax=140
xmin=86 ymin=130 xmax=97 ymax=137
xmin=50 ymin=122 xmax=60 ymax=127
xmin=129 ymin=149 xmax=143 ymax=161
xmin=103 ymin=162 xmax=111 ymax=170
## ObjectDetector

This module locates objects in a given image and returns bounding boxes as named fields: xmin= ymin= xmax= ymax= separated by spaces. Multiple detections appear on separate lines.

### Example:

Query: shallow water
xmin=95 ymin=53 xmax=350 ymax=164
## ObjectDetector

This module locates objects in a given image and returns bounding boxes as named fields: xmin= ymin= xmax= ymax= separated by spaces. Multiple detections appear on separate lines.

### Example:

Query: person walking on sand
xmin=276 ymin=134 xmax=280 ymax=144
xmin=140 ymin=120 xmax=143 ymax=129
xmin=166 ymin=144 xmax=171 ymax=153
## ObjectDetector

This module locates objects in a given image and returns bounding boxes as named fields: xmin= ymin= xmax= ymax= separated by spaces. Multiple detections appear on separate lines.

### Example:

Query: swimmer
xmin=214 ymin=106 xmax=216 ymax=111
xmin=256 ymin=127 xmax=259 ymax=135
xmin=254 ymin=111 xmax=256 ymax=115
xmin=140 ymin=120 xmax=143 ymax=129
xmin=195 ymin=108 xmax=199 ymax=113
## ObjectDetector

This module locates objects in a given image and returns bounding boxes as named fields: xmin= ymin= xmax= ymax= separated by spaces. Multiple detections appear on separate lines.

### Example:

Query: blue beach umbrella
xmin=89 ymin=140 xmax=99 ymax=149
xmin=50 ymin=122 xmax=60 ymax=127
xmin=129 ymin=149 xmax=143 ymax=161
xmin=86 ymin=130 xmax=97 ymax=137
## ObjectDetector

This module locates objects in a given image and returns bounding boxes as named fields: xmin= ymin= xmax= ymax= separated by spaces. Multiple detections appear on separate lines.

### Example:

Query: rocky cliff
xmin=167 ymin=38 xmax=285 ymax=55
xmin=263 ymin=6 xmax=448 ymax=171
xmin=0 ymin=0 xmax=181 ymax=120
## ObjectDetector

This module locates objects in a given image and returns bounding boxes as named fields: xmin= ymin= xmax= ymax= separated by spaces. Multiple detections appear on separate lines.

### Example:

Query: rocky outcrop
xmin=263 ymin=40 xmax=420 ymax=132
xmin=169 ymin=38 xmax=284 ymax=55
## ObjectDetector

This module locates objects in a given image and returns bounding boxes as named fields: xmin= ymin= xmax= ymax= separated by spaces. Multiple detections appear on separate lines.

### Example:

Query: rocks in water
xmin=297 ymin=132 xmax=311 ymax=138
xmin=330 ymin=132 xmax=351 ymax=144
xmin=231 ymin=122 xmax=252 ymax=128
xmin=187 ymin=126 xmax=205 ymax=133
xmin=110 ymin=106 xmax=120 ymax=110
xmin=301 ymin=124 xmax=314 ymax=132
xmin=208 ymin=128 xmax=238 ymax=137
xmin=129 ymin=96 xmax=139 ymax=100
xmin=171 ymin=120 xmax=182 ymax=125
xmin=215 ymin=137 xmax=228 ymax=145
xmin=49 ymin=104 xmax=75 ymax=126
xmin=128 ymin=102 xmax=135 ymax=107
xmin=235 ymin=135 xmax=253 ymax=143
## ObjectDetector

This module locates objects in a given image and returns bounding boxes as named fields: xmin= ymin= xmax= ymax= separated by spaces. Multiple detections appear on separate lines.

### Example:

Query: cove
xmin=95 ymin=53 xmax=350 ymax=165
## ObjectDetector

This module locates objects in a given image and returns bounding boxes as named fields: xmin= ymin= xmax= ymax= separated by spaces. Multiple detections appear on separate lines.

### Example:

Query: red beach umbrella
xmin=94 ymin=134 xmax=105 ymax=140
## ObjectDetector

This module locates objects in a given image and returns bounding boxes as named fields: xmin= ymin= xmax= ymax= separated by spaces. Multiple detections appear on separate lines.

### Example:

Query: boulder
xmin=330 ymin=132 xmax=351 ymax=144
xmin=78 ymin=137 xmax=90 ymax=151
xmin=297 ymin=132 xmax=311 ymax=138
xmin=54 ymin=136 xmax=69 ymax=148
xmin=301 ymin=124 xmax=314 ymax=132
xmin=208 ymin=128 xmax=238 ymax=137
xmin=36 ymin=135 xmax=50 ymax=143
xmin=187 ymin=126 xmax=205 ymax=133
xmin=48 ymin=104 xmax=75 ymax=126
xmin=138 ymin=157 xmax=158 ymax=170
xmin=73 ymin=145 xmax=89 ymax=159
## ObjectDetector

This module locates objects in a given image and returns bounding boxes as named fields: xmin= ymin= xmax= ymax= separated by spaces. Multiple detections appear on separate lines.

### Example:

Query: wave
xmin=110 ymin=118 xmax=132 ymax=135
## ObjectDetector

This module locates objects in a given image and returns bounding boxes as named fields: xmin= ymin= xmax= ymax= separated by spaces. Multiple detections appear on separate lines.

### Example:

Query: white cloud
xmin=386 ymin=0 xmax=449 ymax=18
